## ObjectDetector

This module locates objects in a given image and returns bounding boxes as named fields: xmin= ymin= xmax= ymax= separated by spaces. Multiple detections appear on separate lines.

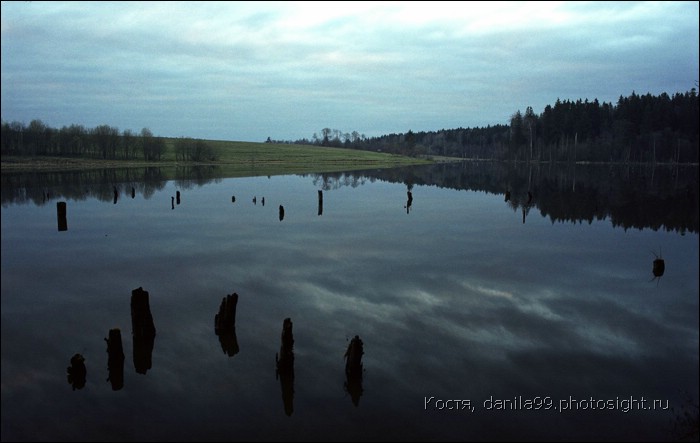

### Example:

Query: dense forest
xmin=284 ymin=89 xmax=699 ymax=164
xmin=2 ymin=89 xmax=698 ymax=164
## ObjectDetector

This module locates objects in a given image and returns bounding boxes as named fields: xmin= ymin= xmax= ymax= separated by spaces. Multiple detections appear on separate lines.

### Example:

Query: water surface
xmin=1 ymin=163 xmax=698 ymax=442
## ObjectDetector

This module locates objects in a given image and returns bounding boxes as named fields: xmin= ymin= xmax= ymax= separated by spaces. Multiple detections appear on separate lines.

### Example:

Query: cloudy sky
xmin=1 ymin=1 xmax=698 ymax=142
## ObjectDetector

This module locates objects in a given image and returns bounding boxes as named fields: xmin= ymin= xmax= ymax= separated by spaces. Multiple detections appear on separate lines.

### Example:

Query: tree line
xmin=0 ymin=121 xmax=217 ymax=162
xmin=4 ymin=89 xmax=696 ymax=164
xmin=290 ymin=89 xmax=698 ymax=163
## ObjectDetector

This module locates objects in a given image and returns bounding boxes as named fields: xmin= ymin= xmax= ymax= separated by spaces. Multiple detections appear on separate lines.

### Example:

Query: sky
xmin=1 ymin=1 xmax=698 ymax=143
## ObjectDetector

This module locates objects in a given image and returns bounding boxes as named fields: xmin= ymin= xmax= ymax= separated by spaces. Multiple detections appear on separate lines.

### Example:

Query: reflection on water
xmin=1 ymin=163 xmax=698 ymax=441
xmin=4 ymin=162 xmax=696 ymax=233
xmin=521 ymin=191 xmax=534 ymax=224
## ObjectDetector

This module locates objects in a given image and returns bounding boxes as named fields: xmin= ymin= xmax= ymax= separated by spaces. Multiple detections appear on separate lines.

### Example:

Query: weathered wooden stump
xmin=66 ymin=353 xmax=86 ymax=390
xmin=131 ymin=287 xmax=156 ymax=337
xmin=276 ymin=318 xmax=295 ymax=416
xmin=215 ymin=292 xmax=238 ymax=332
xmin=279 ymin=205 xmax=285 ymax=221
xmin=105 ymin=328 xmax=125 ymax=391
xmin=215 ymin=293 xmax=239 ymax=356
xmin=344 ymin=335 xmax=364 ymax=406
xmin=651 ymin=249 xmax=665 ymax=286
xmin=276 ymin=318 xmax=294 ymax=374
xmin=131 ymin=287 xmax=156 ymax=374
xmin=653 ymin=257 xmax=665 ymax=277
xmin=56 ymin=201 xmax=68 ymax=231
xmin=345 ymin=335 xmax=364 ymax=376
xmin=176 ymin=190 xmax=181 ymax=205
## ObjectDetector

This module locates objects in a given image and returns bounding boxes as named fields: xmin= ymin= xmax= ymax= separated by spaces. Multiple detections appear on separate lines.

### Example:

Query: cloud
xmin=1 ymin=1 xmax=698 ymax=141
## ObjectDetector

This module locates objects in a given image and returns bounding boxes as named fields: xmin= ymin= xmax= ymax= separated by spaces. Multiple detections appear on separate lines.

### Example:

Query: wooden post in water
xmin=56 ymin=201 xmax=67 ymax=231
xmin=131 ymin=287 xmax=156 ymax=374
xmin=276 ymin=318 xmax=295 ymax=416
xmin=105 ymin=328 xmax=125 ymax=391
xmin=215 ymin=292 xmax=238 ymax=332
xmin=318 ymin=190 xmax=323 ymax=216
xmin=66 ymin=353 xmax=86 ymax=390
xmin=344 ymin=335 xmax=364 ymax=407
xmin=215 ymin=292 xmax=239 ymax=356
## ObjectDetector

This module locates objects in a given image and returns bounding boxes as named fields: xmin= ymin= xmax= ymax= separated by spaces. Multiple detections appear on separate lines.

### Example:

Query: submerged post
xmin=215 ymin=292 xmax=239 ymax=356
xmin=57 ymin=201 xmax=68 ymax=231
xmin=318 ymin=190 xmax=323 ymax=216
xmin=66 ymin=353 xmax=86 ymax=390
xmin=276 ymin=318 xmax=295 ymax=416
xmin=131 ymin=287 xmax=156 ymax=374
xmin=344 ymin=335 xmax=364 ymax=406
xmin=105 ymin=328 xmax=125 ymax=391
xmin=215 ymin=292 xmax=238 ymax=332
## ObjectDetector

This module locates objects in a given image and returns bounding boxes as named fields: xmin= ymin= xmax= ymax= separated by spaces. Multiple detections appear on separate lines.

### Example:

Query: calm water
xmin=1 ymin=163 xmax=698 ymax=442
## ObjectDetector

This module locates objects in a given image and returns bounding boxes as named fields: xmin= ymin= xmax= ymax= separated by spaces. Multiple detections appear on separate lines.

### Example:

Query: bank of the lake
xmin=0 ymin=140 xmax=437 ymax=175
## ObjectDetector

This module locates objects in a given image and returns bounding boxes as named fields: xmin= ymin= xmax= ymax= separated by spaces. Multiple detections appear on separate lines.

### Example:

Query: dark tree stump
xmin=131 ymin=287 xmax=156 ymax=374
xmin=276 ymin=318 xmax=295 ymax=416
xmin=56 ymin=201 xmax=68 ymax=231
xmin=105 ymin=328 xmax=125 ymax=391
xmin=344 ymin=335 xmax=364 ymax=406
xmin=215 ymin=293 xmax=239 ymax=357
xmin=66 ymin=353 xmax=86 ymax=390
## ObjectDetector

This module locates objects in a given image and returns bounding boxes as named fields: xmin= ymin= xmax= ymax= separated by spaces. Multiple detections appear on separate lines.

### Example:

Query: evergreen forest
xmin=3 ymin=89 xmax=698 ymax=164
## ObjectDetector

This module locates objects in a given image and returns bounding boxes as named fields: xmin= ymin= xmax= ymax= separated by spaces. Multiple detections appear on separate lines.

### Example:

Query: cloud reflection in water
xmin=1 ymin=171 xmax=697 ymax=441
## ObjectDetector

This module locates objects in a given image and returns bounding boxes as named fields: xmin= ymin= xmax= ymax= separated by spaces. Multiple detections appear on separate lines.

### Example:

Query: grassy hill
xmin=1 ymin=139 xmax=434 ymax=176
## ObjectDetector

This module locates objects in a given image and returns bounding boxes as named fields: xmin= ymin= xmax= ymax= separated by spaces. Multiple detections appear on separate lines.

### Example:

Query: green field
xmin=1 ymin=139 xmax=434 ymax=176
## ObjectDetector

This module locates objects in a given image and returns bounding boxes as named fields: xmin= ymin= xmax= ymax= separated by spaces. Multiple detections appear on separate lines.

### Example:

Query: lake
xmin=1 ymin=162 xmax=698 ymax=442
